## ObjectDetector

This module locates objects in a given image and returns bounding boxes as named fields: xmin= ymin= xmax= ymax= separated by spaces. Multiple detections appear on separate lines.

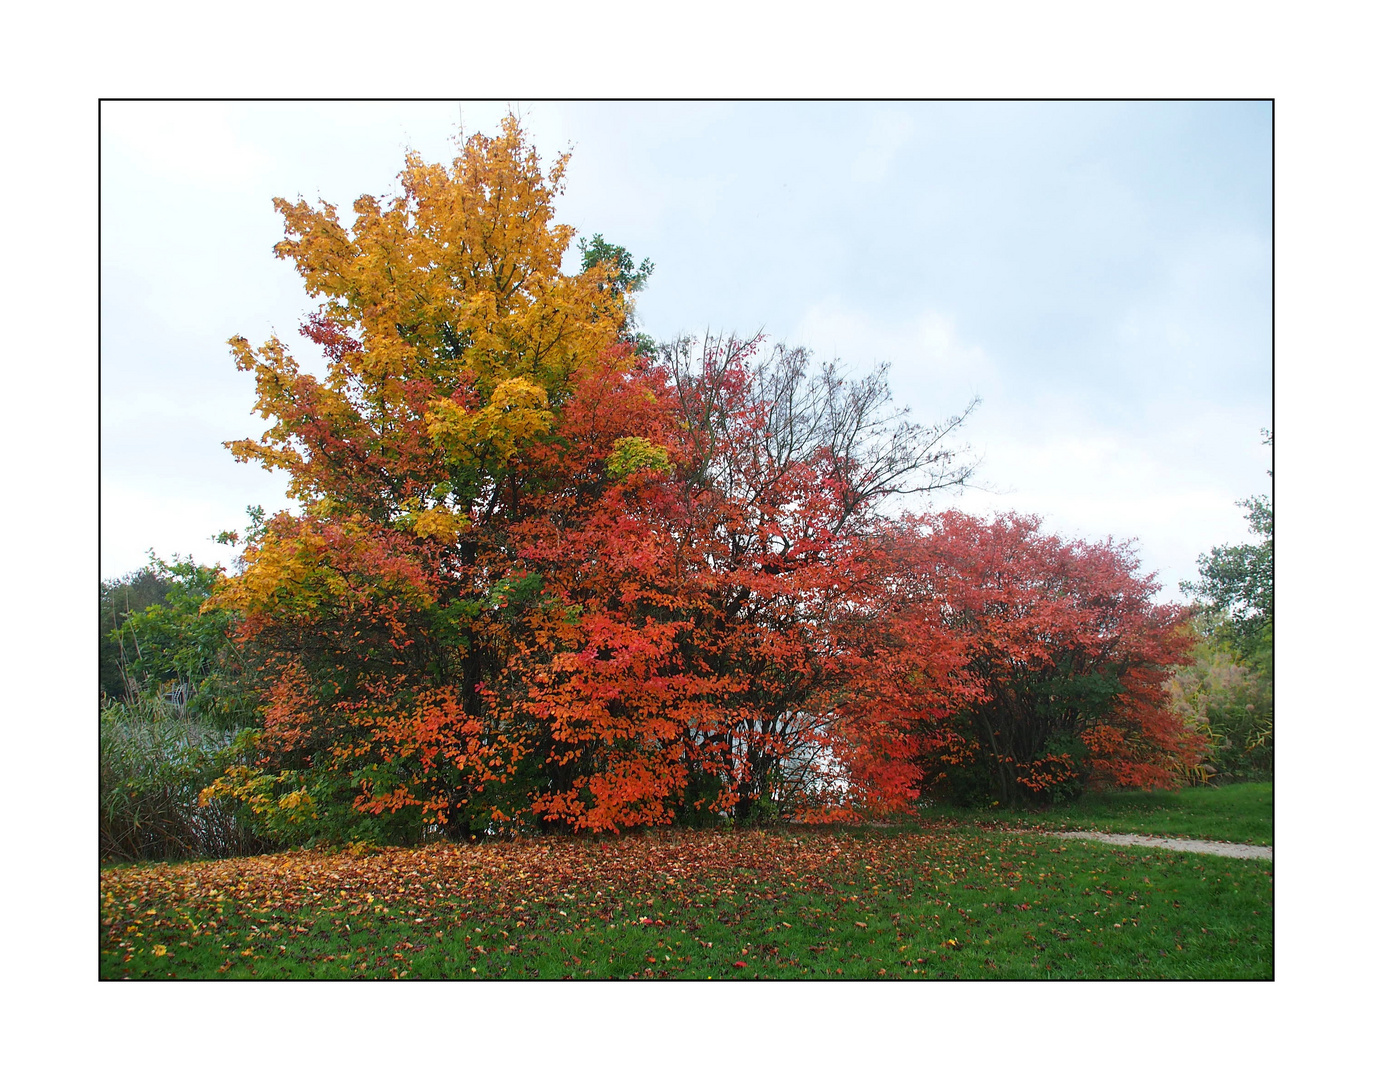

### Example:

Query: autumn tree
xmin=189 ymin=110 xmax=1228 ymax=840
xmin=649 ymin=333 xmax=979 ymax=821
xmin=882 ymin=512 xmax=1199 ymax=807
xmin=209 ymin=117 xmax=652 ymax=840
xmin=203 ymin=113 xmax=990 ymax=838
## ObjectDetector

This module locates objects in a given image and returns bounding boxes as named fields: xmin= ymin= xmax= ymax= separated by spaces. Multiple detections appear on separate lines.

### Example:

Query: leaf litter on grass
xmin=100 ymin=825 xmax=1273 ymax=980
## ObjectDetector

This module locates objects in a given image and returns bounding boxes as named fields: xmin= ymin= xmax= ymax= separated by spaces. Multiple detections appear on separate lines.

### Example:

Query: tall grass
xmin=99 ymin=693 xmax=269 ymax=864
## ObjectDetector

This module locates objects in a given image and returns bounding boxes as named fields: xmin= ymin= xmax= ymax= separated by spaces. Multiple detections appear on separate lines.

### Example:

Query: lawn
xmin=916 ymin=782 xmax=1273 ymax=846
xmin=101 ymin=813 xmax=1273 ymax=980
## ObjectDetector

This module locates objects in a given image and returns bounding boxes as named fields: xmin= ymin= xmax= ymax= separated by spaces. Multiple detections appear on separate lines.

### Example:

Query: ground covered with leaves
xmin=101 ymin=823 xmax=1272 ymax=980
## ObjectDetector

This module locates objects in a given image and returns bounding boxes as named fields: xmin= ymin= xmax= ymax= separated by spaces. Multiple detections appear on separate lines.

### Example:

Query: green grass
xmin=916 ymin=782 xmax=1272 ymax=846
xmin=101 ymin=824 xmax=1272 ymax=980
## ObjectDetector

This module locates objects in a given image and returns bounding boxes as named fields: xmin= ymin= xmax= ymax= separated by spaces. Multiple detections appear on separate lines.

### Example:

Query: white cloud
xmin=940 ymin=396 xmax=1267 ymax=602
xmin=1110 ymin=226 xmax=1272 ymax=397
xmin=790 ymin=299 xmax=998 ymax=418
xmin=102 ymin=102 xmax=272 ymax=192
xmin=100 ymin=484 xmax=243 ymax=575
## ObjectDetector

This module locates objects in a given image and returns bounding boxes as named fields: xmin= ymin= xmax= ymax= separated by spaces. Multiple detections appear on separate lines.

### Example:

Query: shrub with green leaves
xmin=1167 ymin=634 xmax=1272 ymax=783
xmin=100 ymin=564 xmax=174 ymax=700
xmin=104 ymin=554 xmax=258 ymax=729
xmin=99 ymin=694 xmax=270 ymax=863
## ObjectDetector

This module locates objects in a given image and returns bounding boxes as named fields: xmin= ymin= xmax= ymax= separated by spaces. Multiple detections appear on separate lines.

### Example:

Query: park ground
xmin=100 ymin=782 xmax=1272 ymax=980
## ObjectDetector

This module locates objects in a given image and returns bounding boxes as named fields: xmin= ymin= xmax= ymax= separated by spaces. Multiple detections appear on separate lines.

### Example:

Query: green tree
xmin=578 ymin=232 xmax=655 ymax=353
xmin=107 ymin=555 xmax=254 ymax=727
xmin=578 ymin=232 xmax=654 ymax=300
xmin=1182 ymin=430 xmax=1272 ymax=671
xmin=100 ymin=564 xmax=174 ymax=699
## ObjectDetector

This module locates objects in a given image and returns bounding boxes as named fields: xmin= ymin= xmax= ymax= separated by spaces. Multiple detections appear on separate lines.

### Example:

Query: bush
xmin=99 ymin=565 xmax=174 ymax=700
xmin=99 ymin=693 xmax=270 ymax=863
xmin=103 ymin=554 xmax=259 ymax=729
xmin=1167 ymin=634 xmax=1273 ymax=783
xmin=873 ymin=512 xmax=1197 ymax=809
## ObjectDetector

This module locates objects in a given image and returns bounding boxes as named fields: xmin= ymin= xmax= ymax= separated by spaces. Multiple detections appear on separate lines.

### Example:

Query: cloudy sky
xmin=101 ymin=100 xmax=1272 ymax=601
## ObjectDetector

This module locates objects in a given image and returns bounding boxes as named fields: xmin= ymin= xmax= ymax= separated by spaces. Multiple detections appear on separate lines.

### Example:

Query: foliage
xmin=876 ymin=512 xmax=1200 ymax=807
xmin=193 ymin=114 xmax=1197 ymax=841
xmin=211 ymin=116 xmax=634 ymax=839
xmin=1181 ymin=430 xmax=1273 ymax=675
xmin=207 ymin=117 xmax=982 ymax=840
xmin=100 ymin=692 xmax=270 ymax=863
xmin=579 ymin=232 xmax=655 ymax=354
xmin=105 ymin=554 xmax=254 ymax=727
xmin=1166 ymin=632 xmax=1273 ymax=783
xmin=578 ymin=233 xmax=654 ymax=302
xmin=651 ymin=333 xmax=979 ymax=823
xmin=100 ymin=563 xmax=174 ymax=700
xmin=225 ymin=114 xmax=622 ymax=513
xmin=100 ymin=824 xmax=1273 ymax=980
xmin=1176 ymin=430 xmax=1273 ymax=783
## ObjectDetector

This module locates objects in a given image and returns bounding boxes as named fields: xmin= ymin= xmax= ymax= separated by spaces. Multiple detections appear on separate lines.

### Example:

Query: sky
xmin=100 ymin=100 xmax=1273 ymax=603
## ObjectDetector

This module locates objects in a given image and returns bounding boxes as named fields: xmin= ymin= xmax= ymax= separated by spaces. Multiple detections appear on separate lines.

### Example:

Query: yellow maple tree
xmin=226 ymin=113 xmax=625 ymax=516
xmin=217 ymin=115 xmax=628 ymax=615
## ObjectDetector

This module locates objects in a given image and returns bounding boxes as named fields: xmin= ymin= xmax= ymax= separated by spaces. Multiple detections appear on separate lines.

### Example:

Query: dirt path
xmin=1047 ymin=830 xmax=1273 ymax=861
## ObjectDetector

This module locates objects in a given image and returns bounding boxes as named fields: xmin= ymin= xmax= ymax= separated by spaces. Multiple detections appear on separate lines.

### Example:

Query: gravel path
xmin=1047 ymin=830 xmax=1273 ymax=861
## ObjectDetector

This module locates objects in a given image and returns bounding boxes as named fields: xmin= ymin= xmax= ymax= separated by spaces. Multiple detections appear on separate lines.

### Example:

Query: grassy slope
xmin=916 ymin=782 xmax=1273 ymax=846
xmin=101 ymin=821 xmax=1272 ymax=981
